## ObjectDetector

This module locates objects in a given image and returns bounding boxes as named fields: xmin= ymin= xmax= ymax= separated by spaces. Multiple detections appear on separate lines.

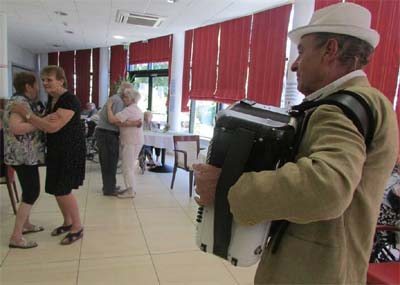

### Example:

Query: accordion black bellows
xmin=196 ymin=100 xmax=298 ymax=267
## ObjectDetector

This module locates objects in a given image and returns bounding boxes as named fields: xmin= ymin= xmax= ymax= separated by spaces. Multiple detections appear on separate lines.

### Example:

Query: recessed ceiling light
xmin=65 ymin=30 xmax=74 ymax=34
xmin=54 ymin=11 xmax=68 ymax=16
xmin=113 ymin=35 xmax=125 ymax=39
xmin=167 ymin=0 xmax=176 ymax=3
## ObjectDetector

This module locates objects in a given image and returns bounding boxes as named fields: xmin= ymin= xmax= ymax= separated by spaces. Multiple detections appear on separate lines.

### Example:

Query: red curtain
xmin=348 ymin=0 xmax=400 ymax=103
xmin=110 ymin=45 xmax=127 ymax=86
xmin=129 ymin=35 xmax=172 ymax=64
xmin=75 ymin=49 xmax=91 ymax=105
xmin=214 ymin=16 xmax=251 ymax=104
xmin=247 ymin=5 xmax=292 ymax=106
xmin=48 ymin=52 xmax=58 ymax=66
xmin=189 ymin=24 xmax=219 ymax=100
xmin=92 ymin=48 xmax=100 ymax=107
xmin=181 ymin=30 xmax=193 ymax=112
xmin=314 ymin=0 xmax=341 ymax=10
xmin=166 ymin=37 xmax=173 ymax=110
xmin=58 ymin=51 xmax=75 ymax=93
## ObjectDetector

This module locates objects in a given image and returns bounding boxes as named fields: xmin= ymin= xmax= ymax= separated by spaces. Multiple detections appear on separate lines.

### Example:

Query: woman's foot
xmin=51 ymin=224 xmax=72 ymax=236
xmin=22 ymin=225 xmax=45 ymax=235
xmin=117 ymin=188 xmax=136 ymax=199
xmin=9 ymin=237 xmax=38 ymax=249
xmin=60 ymin=228 xmax=84 ymax=245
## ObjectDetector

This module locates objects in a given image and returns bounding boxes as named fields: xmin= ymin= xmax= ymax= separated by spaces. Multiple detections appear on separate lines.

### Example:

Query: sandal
xmin=9 ymin=238 xmax=38 ymax=249
xmin=22 ymin=225 xmax=45 ymax=235
xmin=51 ymin=224 xmax=72 ymax=236
xmin=60 ymin=228 xmax=84 ymax=245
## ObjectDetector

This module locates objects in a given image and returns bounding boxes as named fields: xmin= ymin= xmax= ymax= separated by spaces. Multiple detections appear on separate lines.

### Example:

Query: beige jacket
xmin=228 ymin=77 xmax=398 ymax=284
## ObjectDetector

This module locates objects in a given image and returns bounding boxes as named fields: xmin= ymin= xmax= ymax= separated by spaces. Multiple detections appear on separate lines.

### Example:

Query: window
xmin=129 ymin=63 xmax=169 ymax=129
xmin=129 ymin=61 xmax=169 ymax=72
xmin=192 ymin=100 xmax=217 ymax=139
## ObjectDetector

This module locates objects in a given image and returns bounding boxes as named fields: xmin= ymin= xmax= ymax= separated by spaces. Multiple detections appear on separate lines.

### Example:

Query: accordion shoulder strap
xmin=213 ymin=127 xmax=255 ymax=259
xmin=291 ymin=90 xmax=375 ymax=148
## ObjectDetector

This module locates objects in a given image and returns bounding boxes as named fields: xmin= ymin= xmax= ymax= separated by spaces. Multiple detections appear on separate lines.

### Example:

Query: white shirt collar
xmin=303 ymin=70 xmax=367 ymax=102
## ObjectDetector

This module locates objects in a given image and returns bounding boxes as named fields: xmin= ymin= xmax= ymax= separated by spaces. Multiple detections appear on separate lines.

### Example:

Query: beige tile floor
xmin=0 ymin=155 xmax=257 ymax=284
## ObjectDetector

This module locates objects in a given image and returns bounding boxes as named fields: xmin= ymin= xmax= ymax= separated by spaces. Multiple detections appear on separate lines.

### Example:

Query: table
xmin=143 ymin=130 xmax=191 ymax=173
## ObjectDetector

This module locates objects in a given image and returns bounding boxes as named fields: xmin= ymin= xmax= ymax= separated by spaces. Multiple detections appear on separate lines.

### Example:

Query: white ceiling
xmin=1 ymin=0 xmax=292 ymax=54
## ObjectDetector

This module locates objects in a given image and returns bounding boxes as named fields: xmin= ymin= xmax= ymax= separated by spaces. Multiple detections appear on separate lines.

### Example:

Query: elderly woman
xmin=4 ymin=72 xmax=45 ymax=249
xmin=107 ymin=88 xmax=143 ymax=198
xmin=12 ymin=65 xmax=86 ymax=245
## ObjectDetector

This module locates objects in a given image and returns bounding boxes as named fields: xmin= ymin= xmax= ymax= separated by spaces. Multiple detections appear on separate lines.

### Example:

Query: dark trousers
xmin=13 ymin=164 xmax=40 ymax=205
xmin=95 ymin=128 xmax=119 ymax=194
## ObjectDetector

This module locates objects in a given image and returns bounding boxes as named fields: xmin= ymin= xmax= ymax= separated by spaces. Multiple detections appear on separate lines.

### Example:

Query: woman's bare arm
xmin=9 ymin=113 xmax=37 ymax=135
xmin=12 ymin=102 xmax=74 ymax=133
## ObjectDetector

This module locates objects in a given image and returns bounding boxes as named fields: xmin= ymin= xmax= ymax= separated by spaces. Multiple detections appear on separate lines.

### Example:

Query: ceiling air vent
xmin=115 ymin=10 xmax=163 ymax=27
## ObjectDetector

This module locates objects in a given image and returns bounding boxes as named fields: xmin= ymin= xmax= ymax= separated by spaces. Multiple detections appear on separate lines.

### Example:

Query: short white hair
xmin=117 ymin=81 xmax=134 ymax=95
xmin=123 ymin=88 xmax=141 ymax=103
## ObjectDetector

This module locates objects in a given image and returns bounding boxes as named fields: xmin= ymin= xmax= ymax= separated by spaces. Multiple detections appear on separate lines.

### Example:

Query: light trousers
xmin=121 ymin=144 xmax=142 ymax=190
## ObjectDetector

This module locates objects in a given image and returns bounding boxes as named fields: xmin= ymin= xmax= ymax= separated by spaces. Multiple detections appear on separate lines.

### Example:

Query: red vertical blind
xmin=348 ymin=0 xmax=400 ymax=103
xmin=58 ymin=51 xmax=75 ymax=93
xmin=110 ymin=45 xmax=127 ymax=86
xmin=129 ymin=35 xmax=172 ymax=64
xmin=75 ymin=49 xmax=91 ymax=105
xmin=181 ymin=30 xmax=193 ymax=112
xmin=247 ymin=5 xmax=292 ymax=106
xmin=397 ymin=87 xmax=400 ymax=161
xmin=189 ymin=24 xmax=219 ymax=100
xmin=214 ymin=16 xmax=251 ymax=104
xmin=315 ymin=0 xmax=341 ymax=10
xmin=48 ymin=52 xmax=58 ymax=66
xmin=92 ymin=48 xmax=100 ymax=107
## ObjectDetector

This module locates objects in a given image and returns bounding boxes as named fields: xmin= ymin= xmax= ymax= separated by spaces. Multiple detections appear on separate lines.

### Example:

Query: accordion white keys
xmin=195 ymin=100 xmax=297 ymax=267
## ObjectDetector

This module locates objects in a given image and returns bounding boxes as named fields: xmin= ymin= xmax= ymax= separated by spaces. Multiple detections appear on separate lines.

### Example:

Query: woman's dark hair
xmin=13 ymin=72 xmax=37 ymax=94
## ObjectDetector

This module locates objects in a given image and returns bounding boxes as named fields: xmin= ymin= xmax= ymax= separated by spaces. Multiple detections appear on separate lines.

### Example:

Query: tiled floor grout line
xmin=132 ymin=186 xmax=162 ymax=285
xmin=75 ymin=160 xmax=96 ymax=285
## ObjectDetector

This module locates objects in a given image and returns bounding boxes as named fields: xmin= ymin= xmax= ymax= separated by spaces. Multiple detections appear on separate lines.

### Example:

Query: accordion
xmin=195 ymin=100 xmax=298 ymax=267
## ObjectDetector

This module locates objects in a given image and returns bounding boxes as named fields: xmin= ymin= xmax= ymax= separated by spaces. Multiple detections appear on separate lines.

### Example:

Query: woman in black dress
xmin=12 ymin=66 xmax=85 ymax=245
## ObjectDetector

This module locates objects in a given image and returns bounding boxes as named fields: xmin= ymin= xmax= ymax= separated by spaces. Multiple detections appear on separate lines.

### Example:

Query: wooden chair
xmin=0 ymin=128 xmax=19 ymax=214
xmin=170 ymin=135 xmax=200 ymax=197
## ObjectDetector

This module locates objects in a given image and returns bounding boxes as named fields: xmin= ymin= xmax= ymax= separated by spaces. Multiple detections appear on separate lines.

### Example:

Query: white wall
xmin=7 ymin=40 xmax=38 ymax=98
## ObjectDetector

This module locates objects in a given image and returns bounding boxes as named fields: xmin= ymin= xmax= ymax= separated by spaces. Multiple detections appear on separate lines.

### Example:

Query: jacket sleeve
xmin=228 ymin=104 xmax=367 ymax=225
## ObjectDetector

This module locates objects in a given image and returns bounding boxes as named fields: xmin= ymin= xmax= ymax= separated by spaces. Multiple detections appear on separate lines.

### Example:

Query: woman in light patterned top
xmin=3 ymin=72 xmax=45 ymax=249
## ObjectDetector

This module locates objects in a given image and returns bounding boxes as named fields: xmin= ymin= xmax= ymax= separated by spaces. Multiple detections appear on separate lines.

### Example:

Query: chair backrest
xmin=173 ymin=135 xmax=200 ymax=169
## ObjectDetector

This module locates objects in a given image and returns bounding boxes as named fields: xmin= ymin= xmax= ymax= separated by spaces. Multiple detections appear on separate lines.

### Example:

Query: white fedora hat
xmin=288 ymin=2 xmax=380 ymax=48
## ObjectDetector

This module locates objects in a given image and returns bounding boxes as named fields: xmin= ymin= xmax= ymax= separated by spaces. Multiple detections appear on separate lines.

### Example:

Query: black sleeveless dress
xmin=45 ymin=92 xmax=86 ymax=195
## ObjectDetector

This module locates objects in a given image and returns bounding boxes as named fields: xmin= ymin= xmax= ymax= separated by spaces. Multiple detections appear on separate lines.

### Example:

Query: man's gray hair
xmin=313 ymin=32 xmax=374 ymax=71
xmin=117 ymin=81 xmax=134 ymax=95
xmin=123 ymin=88 xmax=141 ymax=103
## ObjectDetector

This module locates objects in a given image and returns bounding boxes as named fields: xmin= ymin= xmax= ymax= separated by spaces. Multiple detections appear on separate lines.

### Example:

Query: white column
xmin=38 ymin=54 xmax=48 ymax=103
xmin=0 ymin=13 xmax=9 ymax=99
xmin=99 ymin=47 xmax=110 ymax=107
xmin=168 ymin=32 xmax=185 ymax=132
xmin=284 ymin=0 xmax=315 ymax=108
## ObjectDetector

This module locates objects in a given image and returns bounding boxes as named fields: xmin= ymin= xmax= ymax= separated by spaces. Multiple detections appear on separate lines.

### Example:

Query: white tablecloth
xmin=143 ymin=131 xmax=191 ymax=150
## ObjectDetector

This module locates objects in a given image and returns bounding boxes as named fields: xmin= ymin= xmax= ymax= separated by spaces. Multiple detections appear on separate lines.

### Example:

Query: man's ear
xmin=323 ymin=38 xmax=340 ymax=63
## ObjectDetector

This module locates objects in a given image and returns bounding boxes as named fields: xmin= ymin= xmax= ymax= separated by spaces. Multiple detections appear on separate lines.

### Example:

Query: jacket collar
xmin=303 ymin=70 xmax=370 ymax=102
